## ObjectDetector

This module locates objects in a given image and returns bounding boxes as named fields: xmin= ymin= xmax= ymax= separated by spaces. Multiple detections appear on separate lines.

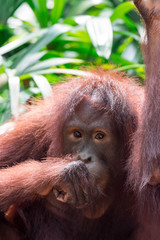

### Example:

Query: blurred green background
xmin=0 ymin=0 xmax=144 ymax=124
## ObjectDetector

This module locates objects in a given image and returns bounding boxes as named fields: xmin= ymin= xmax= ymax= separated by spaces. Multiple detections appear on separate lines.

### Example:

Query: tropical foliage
xmin=0 ymin=0 xmax=144 ymax=123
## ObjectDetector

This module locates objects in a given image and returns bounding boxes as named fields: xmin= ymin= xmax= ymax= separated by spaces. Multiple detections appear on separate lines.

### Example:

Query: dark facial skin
xmin=47 ymin=98 xmax=122 ymax=219
xmin=63 ymin=99 xmax=121 ymax=184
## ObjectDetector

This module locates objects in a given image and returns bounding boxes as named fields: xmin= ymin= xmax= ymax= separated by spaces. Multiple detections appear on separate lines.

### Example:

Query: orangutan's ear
xmin=36 ymin=184 xmax=53 ymax=196
xmin=148 ymin=169 xmax=160 ymax=186
xmin=5 ymin=205 xmax=18 ymax=224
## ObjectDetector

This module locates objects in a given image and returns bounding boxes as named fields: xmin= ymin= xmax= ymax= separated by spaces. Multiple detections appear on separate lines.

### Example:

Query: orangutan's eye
xmin=73 ymin=131 xmax=82 ymax=138
xmin=95 ymin=132 xmax=105 ymax=140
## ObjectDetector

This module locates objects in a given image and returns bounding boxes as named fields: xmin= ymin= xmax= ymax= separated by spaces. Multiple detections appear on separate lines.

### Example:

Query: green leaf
xmin=117 ymin=64 xmax=145 ymax=72
xmin=26 ymin=0 xmax=37 ymax=11
xmin=0 ymin=29 xmax=46 ymax=55
xmin=25 ymin=58 xmax=83 ymax=73
xmin=111 ymin=53 xmax=134 ymax=66
xmin=16 ymin=51 xmax=47 ymax=76
xmin=22 ymin=68 xmax=87 ymax=76
xmin=27 ymin=0 xmax=48 ymax=27
xmin=110 ymin=2 xmax=135 ymax=22
xmin=50 ymin=0 xmax=66 ymax=24
xmin=6 ymin=69 xmax=20 ymax=117
xmin=0 ymin=73 xmax=7 ymax=88
xmin=36 ymin=0 xmax=48 ymax=27
xmin=0 ymin=0 xmax=24 ymax=25
xmin=117 ymin=36 xmax=133 ymax=54
xmin=86 ymin=17 xmax=113 ymax=59
xmin=14 ymin=24 xmax=71 ymax=75
xmin=31 ymin=74 xmax=52 ymax=97
xmin=114 ymin=31 xmax=140 ymax=42
xmin=66 ymin=0 xmax=105 ymax=17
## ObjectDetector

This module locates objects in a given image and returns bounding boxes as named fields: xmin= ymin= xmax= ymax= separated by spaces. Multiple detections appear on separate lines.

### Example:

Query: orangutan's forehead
xmin=67 ymin=97 xmax=107 ymax=126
